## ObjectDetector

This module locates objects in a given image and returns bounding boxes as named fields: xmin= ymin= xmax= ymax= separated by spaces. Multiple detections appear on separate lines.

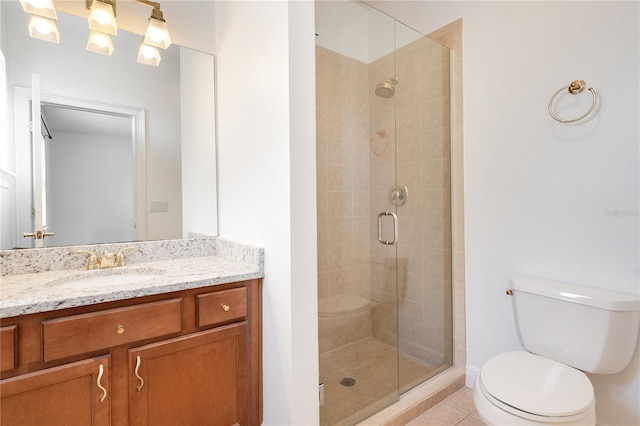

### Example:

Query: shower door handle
xmin=377 ymin=211 xmax=398 ymax=245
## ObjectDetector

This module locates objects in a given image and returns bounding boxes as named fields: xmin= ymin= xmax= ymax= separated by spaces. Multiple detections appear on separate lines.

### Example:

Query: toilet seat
xmin=479 ymin=351 xmax=595 ymax=422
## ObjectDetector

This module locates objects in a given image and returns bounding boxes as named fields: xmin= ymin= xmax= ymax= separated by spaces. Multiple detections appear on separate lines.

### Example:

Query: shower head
xmin=375 ymin=77 xmax=399 ymax=98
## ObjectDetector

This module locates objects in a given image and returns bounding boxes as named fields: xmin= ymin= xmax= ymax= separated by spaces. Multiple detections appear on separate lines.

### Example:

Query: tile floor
xmin=405 ymin=387 xmax=485 ymax=426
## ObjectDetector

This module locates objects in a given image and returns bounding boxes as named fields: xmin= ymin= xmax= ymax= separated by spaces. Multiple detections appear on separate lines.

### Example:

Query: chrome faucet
xmin=76 ymin=247 xmax=135 ymax=270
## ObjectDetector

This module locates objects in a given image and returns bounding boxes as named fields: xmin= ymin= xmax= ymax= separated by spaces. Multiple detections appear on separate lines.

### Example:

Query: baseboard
xmin=465 ymin=365 xmax=479 ymax=389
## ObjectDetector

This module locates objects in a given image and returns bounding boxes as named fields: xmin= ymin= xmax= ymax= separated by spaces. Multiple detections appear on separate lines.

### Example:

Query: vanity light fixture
xmin=87 ymin=0 xmax=117 ymax=35
xmin=21 ymin=0 xmax=60 ymax=43
xmin=21 ymin=0 xmax=171 ymax=65
xmin=87 ymin=30 xmax=115 ymax=56
xmin=142 ymin=4 xmax=172 ymax=49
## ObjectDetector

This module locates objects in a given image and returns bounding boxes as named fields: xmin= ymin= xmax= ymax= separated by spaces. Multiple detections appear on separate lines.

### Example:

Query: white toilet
xmin=473 ymin=275 xmax=640 ymax=425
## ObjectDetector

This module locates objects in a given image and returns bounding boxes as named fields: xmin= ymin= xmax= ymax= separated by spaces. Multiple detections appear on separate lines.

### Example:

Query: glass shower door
xmin=316 ymin=1 xmax=452 ymax=424
xmin=316 ymin=2 xmax=401 ymax=423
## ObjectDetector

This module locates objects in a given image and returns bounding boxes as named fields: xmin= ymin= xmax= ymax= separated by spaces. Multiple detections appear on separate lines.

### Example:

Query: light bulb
xmin=140 ymin=44 xmax=157 ymax=59
xmin=93 ymin=33 xmax=108 ymax=47
xmin=88 ymin=0 xmax=117 ymax=35
xmin=28 ymin=0 xmax=49 ymax=9
xmin=20 ymin=0 xmax=57 ymax=19
xmin=28 ymin=15 xmax=59 ymax=42
xmin=143 ymin=17 xmax=171 ymax=49
xmin=32 ymin=16 xmax=52 ymax=35
xmin=94 ymin=10 xmax=111 ymax=26
xmin=87 ymin=30 xmax=113 ymax=55
xmin=148 ymin=27 xmax=165 ymax=43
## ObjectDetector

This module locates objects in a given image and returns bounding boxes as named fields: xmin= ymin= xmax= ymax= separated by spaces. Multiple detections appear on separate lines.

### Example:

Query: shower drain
xmin=339 ymin=377 xmax=356 ymax=387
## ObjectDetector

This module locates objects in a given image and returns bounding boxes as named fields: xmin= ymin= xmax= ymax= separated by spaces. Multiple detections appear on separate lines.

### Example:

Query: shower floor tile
xmin=319 ymin=338 xmax=437 ymax=425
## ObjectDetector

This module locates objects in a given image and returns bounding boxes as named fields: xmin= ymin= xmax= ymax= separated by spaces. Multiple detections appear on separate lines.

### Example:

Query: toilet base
xmin=472 ymin=376 xmax=596 ymax=426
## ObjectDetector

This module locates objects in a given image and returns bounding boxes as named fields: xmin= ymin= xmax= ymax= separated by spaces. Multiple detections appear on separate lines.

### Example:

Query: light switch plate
xmin=150 ymin=201 xmax=168 ymax=212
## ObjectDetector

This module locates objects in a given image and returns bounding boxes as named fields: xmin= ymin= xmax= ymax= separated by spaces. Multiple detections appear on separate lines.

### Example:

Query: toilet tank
xmin=510 ymin=275 xmax=640 ymax=374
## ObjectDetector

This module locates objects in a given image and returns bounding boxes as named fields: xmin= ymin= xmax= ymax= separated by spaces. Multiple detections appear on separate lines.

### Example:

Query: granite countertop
xmin=1 ymin=255 xmax=262 ymax=319
xmin=0 ymin=237 xmax=264 ymax=319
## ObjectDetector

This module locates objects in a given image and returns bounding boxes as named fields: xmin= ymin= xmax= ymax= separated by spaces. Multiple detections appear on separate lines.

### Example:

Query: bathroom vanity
xmin=0 ymin=238 xmax=264 ymax=426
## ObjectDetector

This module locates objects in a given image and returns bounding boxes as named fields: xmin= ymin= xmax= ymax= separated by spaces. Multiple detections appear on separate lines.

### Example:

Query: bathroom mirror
xmin=1 ymin=2 xmax=218 ymax=249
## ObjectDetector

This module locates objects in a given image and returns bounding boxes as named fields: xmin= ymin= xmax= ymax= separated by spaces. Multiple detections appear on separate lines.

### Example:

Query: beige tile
xmin=469 ymin=410 xmax=483 ymax=421
xmin=456 ymin=415 xmax=485 ymax=426
xmin=422 ymin=158 xmax=451 ymax=190
xmin=396 ymin=42 xmax=421 ymax=78
xmin=422 ymin=127 xmax=450 ymax=161
xmin=397 ymin=134 xmax=422 ymax=166
xmin=445 ymin=388 xmax=476 ymax=415
xmin=423 ymin=218 xmax=452 ymax=250
xmin=397 ymin=103 xmax=421 ymax=136
xmin=407 ymin=401 xmax=466 ymax=426
xmin=396 ymin=72 xmax=421 ymax=107
xmin=397 ymin=161 xmax=422 ymax=193
xmin=423 ymin=189 xmax=451 ymax=221
xmin=327 ymin=164 xmax=352 ymax=192
xmin=327 ymin=137 xmax=352 ymax=166
xmin=422 ymin=98 xmax=448 ymax=131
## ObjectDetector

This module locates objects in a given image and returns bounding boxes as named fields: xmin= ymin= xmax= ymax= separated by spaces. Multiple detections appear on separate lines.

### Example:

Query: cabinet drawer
xmin=1 ymin=325 xmax=17 ymax=372
xmin=197 ymin=288 xmax=247 ymax=327
xmin=43 ymin=299 xmax=182 ymax=362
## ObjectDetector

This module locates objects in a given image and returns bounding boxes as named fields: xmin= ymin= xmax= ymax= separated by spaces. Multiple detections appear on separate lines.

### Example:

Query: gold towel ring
xmin=548 ymin=80 xmax=597 ymax=124
xmin=370 ymin=129 xmax=389 ymax=156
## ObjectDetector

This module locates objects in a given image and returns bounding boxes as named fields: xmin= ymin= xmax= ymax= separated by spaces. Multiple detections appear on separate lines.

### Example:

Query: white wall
xmin=315 ymin=0 xmax=370 ymax=62
xmin=315 ymin=0 xmax=420 ymax=64
xmin=368 ymin=1 xmax=640 ymax=425
xmin=214 ymin=1 xmax=318 ymax=424
xmin=45 ymin=130 xmax=133 ymax=246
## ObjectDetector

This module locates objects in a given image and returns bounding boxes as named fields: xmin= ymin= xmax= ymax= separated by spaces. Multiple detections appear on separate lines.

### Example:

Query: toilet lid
xmin=480 ymin=351 xmax=594 ymax=417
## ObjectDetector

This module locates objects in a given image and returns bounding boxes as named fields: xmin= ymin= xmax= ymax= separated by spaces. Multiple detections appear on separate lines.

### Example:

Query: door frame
xmin=14 ymin=86 xmax=147 ymax=244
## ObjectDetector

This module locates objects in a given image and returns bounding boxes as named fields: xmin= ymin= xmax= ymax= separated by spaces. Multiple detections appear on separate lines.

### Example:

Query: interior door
xmin=25 ymin=73 xmax=52 ymax=248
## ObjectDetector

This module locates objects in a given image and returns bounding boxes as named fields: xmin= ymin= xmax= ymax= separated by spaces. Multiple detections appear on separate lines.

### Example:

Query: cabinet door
xmin=0 ymin=355 xmax=110 ymax=426
xmin=129 ymin=323 xmax=248 ymax=426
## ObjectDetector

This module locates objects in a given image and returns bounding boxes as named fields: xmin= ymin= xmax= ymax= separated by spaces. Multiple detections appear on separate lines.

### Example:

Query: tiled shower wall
xmin=317 ymin=36 xmax=452 ymax=368
xmin=316 ymin=46 xmax=372 ymax=354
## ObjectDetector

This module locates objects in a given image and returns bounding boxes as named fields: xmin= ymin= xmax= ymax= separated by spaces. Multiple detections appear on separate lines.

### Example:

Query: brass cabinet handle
xmin=221 ymin=303 xmax=230 ymax=312
xmin=97 ymin=364 xmax=107 ymax=402
xmin=116 ymin=324 xmax=125 ymax=334
xmin=135 ymin=355 xmax=144 ymax=392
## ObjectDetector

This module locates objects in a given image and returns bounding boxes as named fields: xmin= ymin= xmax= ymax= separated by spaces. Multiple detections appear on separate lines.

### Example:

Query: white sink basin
xmin=50 ymin=269 xmax=165 ymax=290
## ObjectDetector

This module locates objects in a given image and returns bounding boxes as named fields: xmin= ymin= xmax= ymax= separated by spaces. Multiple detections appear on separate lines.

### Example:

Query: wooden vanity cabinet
xmin=0 ymin=326 xmax=17 ymax=372
xmin=129 ymin=324 xmax=248 ymax=426
xmin=0 ymin=355 xmax=111 ymax=426
xmin=0 ymin=279 xmax=262 ymax=426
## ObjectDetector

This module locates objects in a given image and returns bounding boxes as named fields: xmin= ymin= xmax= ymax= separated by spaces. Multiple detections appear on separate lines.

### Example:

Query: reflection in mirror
xmin=0 ymin=1 xmax=218 ymax=250
xmin=41 ymin=104 xmax=135 ymax=247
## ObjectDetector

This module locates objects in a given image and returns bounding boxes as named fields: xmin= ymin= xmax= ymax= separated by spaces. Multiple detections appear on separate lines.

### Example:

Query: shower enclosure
xmin=316 ymin=1 xmax=452 ymax=424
